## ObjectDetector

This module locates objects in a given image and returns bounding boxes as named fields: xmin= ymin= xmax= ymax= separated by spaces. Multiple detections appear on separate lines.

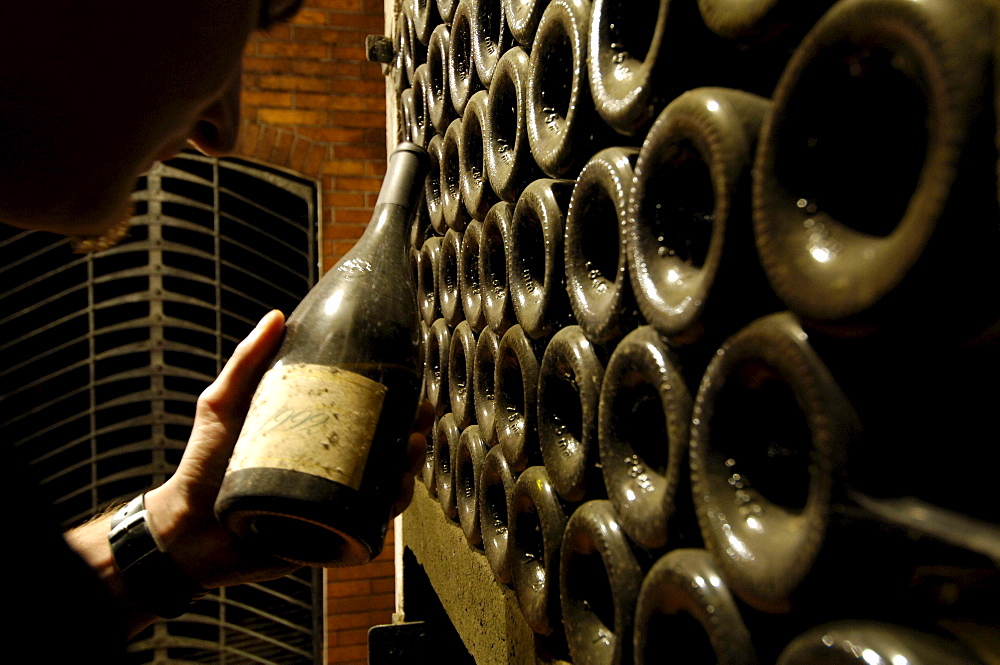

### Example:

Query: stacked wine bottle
xmin=389 ymin=0 xmax=1000 ymax=662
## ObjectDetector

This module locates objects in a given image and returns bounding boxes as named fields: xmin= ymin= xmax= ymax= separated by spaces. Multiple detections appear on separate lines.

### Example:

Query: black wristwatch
xmin=108 ymin=494 xmax=206 ymax=618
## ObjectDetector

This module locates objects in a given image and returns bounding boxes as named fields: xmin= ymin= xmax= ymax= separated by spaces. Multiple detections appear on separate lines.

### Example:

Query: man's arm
xmin=62 ymin=309 xmax=431 ymax=637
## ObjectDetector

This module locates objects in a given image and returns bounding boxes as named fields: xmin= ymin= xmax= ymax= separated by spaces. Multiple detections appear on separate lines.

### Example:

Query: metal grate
xmin=0 ymin=151 xmax=321 ymax=664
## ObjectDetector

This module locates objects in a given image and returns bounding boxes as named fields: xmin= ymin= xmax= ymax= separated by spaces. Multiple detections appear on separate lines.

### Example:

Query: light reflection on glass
xmin=726 ymin=531 xmax=754 ymax=562
xmin=324 ymin=289 xmax=345 ymax=316
xmin=810 ymin=246 xmax=832 ymax=263
xmin=862 ymin=648 xmax=884 ymax=665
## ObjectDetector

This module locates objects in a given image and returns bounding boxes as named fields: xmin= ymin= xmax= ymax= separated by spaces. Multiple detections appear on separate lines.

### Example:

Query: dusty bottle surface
xmin=214 ymin=143 xmax=429 ymax=567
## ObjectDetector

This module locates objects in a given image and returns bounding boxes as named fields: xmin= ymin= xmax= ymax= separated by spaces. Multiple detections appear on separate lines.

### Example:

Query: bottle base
xmin=216 ymin=467 xmax=389 ymax=567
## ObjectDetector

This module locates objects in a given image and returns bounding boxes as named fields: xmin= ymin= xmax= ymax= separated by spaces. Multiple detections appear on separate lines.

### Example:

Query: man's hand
xmin=144 ymin=309 xmax=434 ymax=588
xmin=143 ymin=309 xmax=294 ymax=589
xmin=65 ymin=309 xmax=435 ymax=636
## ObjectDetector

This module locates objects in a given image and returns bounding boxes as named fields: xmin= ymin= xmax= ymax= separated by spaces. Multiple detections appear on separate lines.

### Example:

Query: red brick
xmin=329 ymin=45 xmax=369 ymax=61
xmin=333 ymin=176 xmax=383 ymax=193
xmin=325 ymin=192 xmax=368 ymax=207
xmin=237 ymin=122 xmax=261 ymax=156
xmin=243 ymin=56 xmax=296 ymax=74
xmin=321 ymin=159 xmax=367 ymax=176
xmin=242 ymin=90 xmax=294 ymax=107
xmin=289 ymin=137 xmax=312 ymax=172
xmin=255 ymin=126 xmax=278 ymax=161
xmin=333 ymin=209 xmax=375 ymax=224
xmin=372 ymin=577 xmax=395 ymax=595
xmin=328 ymin=110 xmax=386 ymax=128
xmin=312 ymin=0 xmax=364 ymax=10
xmin=290 ymin=8 xmax=329 ymax=24
xmin=337 ymin=628 xmax=371 ymax=646
xmin=326 ymin=645 xmax=368 ymax=662
xmin=295 ymin=126 xmax=368 ymax=143
xmin=325 ymin=12 xmax=385 ymax=30
xmin=302 ymin=143 xmax=329 ymax=176
xmin=333 ymin=144 xmax=387 ymax=160
xmin=259 ymin=41 xmax=331 ymax=59
xmin=325 ymin=223 xmax=366 ymax=240
xmin=259 ymin=108 xmax=328 ymax=126
xmin=327 ymin=579 xmax=372 ymax=598
xmin=259 ymin=74 xmax=331 ymax=92
xmin=294 ymin=60 xmax=363 ymax=78
xmin=272 ymin=130 xmax=295 ymax=164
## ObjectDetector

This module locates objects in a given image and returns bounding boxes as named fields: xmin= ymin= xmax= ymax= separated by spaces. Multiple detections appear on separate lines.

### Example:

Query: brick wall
xmin=239 ymin=0 xmax=389 ymax=269
xmin=238 ymin=3 xmax=396 ymax=664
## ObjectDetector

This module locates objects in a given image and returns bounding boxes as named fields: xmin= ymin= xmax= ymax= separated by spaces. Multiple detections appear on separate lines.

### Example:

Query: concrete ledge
xmin=401 ymin=482 xmax=539 ymax=665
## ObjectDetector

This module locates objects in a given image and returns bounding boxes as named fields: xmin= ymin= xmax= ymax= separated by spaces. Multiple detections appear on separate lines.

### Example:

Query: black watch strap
xmin=108 ymin=494 xmax=206 ymax=618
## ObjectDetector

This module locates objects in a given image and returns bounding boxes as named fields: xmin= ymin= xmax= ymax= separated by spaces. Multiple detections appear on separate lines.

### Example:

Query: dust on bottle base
xmin=216 ymin=467 xmax=391 ymax=567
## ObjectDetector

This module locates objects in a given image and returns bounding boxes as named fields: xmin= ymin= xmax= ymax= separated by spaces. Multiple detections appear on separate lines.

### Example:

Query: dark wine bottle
xmin=598 ymin=325 xmax=696 ymax=551
xmin=503 ymin=0 xmax=546 ymax=46
xmin=413 ymin=0 xmax=442 ymax=45
xmin=399 ymin=3 xmax=427 ymax=88
xmin=424 ymin=317 xmax=452 ymax=417
xmin=434 ymin=411 xmax=461 ymax=521
xmin=480 ymin=444 xmax=516 ymax=584
xmin=485 ymin=46 xmax=542 ymax=202
xmin=439 ymin=227 xmax=464 ymax=327
xmin=459 ymin=90 xmax=500 ymax=221
xmin=427 ymin=23 xmax=455 ymax=136
xmin=470 ymin=0 xmax=515 ymax=88
xmin=696 ymin=0 xmax=830 ymax=43
xmin=507 ymin=177 xmax=575 ymax=339
xmin=417 ymin=235 xmax=442 ymax=326
xmin=409 ymin=186 xmax=434 ymax=251
xmin=480 ymin=200 xmax=518 ymax=335
xmin=560 ymin=499 xmax=644 ymax=665
xmin=633 ymin=549 xmax=756 ymax=665
xmin=448 ymin=319 xmax=477 ymax=428
xmin=564 ymin=146 xmax=641 ymax=345
xmin=752 ymin=0 xmax=999 ymax=338
xmin=537 ymin=324 xmax=606 ymax=503
xmin=410 ymin=63 xmax=435 ymax=149
xmin=526 ymin=0 xmax=598 ymax=178
xmin=628 ymin=87 xmax=777 ymax=346
xmin=508 ymin=465 xmax=568 ymax=636
xmin=391 ymin=10 xmax=411 ymax=96
xmin=455 ymin=423 xmax=488 ymax=546
xmin=776 ymin=621 xmax=986 ymax=665
xmin=495 ymin=323 xmax=540 ymax=472
xmin=448 ymin=0 xmax=483 ymax=116
xmin=400 ymin=87 xmax=418 ymax=145
xmin=425 ymin=133 xmax=449 ymax=235
xmin=437 ymin=0 xmax=458 ymax=24
xmin=473 ymin=325 xmax=501 ymax=448
xmin=459 ymin=219 xmax=488 ymax=333
xmin=441 ymin=118 xmax=471 ymax=233
xmin=688 ymin=312 xmax=858 ymax=613
xmin=215 ymin=143 xmax=429 ymax=567
xmin=588 ymin=0 xmax=716 ymax=135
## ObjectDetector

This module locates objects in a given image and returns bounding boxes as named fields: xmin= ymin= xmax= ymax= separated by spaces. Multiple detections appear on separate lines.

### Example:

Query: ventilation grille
xmin=0 ymin=151 xmax=321 ymax=664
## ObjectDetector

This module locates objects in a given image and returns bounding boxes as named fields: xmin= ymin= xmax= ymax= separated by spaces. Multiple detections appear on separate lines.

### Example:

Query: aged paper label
xmin=229 ymin=363 xmax=387 ymax=490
